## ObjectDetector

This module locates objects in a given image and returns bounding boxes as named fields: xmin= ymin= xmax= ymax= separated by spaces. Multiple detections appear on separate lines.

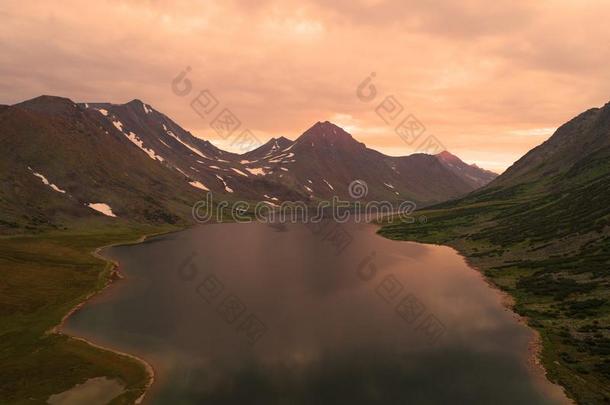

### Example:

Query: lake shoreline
xmin=376 ymin=229 xmax=573 ymax=404
xmin=455 ymin=249 xmax=572 ymax=404
xmin=50 ymin=228 xmax=184 ymax=404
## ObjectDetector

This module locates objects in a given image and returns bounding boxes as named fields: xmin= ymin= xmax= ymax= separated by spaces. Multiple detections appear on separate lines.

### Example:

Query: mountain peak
xmin=299 ymin=121 xmax=357 ymax=142
xmin=434 ymin=150 xmax=498 ymax=187
xmin=436 ymin=150 xmax=460 ymax=162
xmin=17 ymin=95 xmax=75 ymax=107
xmin=15 ymin=95 xmax=78 ymax=115
xmin=125 ymin=99 xmax=156 ymax=115
xmin=295 ymin=121 xmax=367 ymax=152
xmin=313 ymin=120 xmax=344 ymax=132
xmin=265 ymin=136 xmax=293 ymax=150
xmin=241 ymin=136 xmax=293 ymax=158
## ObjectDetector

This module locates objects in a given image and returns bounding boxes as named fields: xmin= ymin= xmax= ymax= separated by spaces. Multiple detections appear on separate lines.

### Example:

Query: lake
xmin=64 ymin=221 xmax=569 ymax=404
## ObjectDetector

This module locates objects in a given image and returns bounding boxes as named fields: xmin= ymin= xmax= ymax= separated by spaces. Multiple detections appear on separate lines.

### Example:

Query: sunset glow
xmin=2 ymin=0 xmax=609 ymax=172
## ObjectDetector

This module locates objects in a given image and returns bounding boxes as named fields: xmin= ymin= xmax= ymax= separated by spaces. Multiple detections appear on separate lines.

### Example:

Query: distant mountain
xmin=83 ymin=105 xmax=496 ymax=205
xmin=80 ymin=99 xmax=303 ymax=202
xmin=436 ymin=150 xmax=497 ymax=188
xmin=379 ymin=101 xmax=610 ymax=404
xmin=0 ymin=95 xmax=497 ymax=232
xmin=241 ymin=136 xmax=294 ymax=161
xmin=237 ymin=121 xmax=497 ymax=204
xmin=79 ymin=103 xmax=497 ymax=205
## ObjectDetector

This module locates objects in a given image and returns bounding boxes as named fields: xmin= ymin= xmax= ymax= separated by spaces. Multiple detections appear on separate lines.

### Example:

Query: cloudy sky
xmin=2 ymin=0 xmax=609 ymax=172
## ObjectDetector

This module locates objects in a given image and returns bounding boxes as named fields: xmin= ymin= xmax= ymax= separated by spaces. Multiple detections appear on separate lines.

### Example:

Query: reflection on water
xmin=64 ymin=222 xmax=569 ymax=404
xmin=47 ymin=377 xmax=124 ymax=405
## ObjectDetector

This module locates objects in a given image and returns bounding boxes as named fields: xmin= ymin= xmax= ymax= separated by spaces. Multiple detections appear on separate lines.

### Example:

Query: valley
xmin=3 ymin=2 xmax=608 ymax=403
xmin=0 ymin=96 xmax=607 ymax=404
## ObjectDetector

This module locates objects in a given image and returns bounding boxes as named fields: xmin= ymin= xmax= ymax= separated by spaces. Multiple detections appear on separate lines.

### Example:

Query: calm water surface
xmin=65 ymin=222 xmax=569 ymax=404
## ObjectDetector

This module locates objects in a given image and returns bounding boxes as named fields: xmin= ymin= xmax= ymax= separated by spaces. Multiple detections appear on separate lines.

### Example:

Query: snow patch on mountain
xmin=215 ymin=175 xmax=234 ymax=193
xmin=245 ymin=167 xmax=266 ymax=176
xmin=165 ymin=129 xmax=207 ymax=158
xmin=189 ymin=181 xmax=209 ymax=191
xmin=124 ymin=130 xmax=164 ymax=162
xmin=87 ymin=203 xmax=116 ymax=217
xmin=29 ymin=167 xmax=66 ymax=193
xmin=231 ymin=168 xmax=249 ymax=177
xmin=263 ymin=194 xmax=279 ymax=201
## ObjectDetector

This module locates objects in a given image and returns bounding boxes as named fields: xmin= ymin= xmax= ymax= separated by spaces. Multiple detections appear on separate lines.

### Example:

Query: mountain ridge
xmin=1 ymin=95 xmax=498 ymax=232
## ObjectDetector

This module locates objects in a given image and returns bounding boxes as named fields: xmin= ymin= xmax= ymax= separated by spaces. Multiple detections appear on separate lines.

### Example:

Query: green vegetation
xmin=0 ymin=223 xmax=180 ymax=404
xmin=378 ymin=164 xmax=610 ymax=403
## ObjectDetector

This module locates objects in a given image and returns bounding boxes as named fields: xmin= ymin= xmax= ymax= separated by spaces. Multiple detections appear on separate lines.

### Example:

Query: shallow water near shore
xmin=47 ymin=377 xmax=124 ymax=405
xmin=64 ymin=222 xmax=569 ymax=404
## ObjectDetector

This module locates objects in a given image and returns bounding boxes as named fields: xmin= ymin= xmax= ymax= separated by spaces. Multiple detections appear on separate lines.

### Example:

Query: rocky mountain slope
xmin=231 ymin=121 xmax=496 ymax=204
xmin=0 ymin=96 xmax=202 ymax=232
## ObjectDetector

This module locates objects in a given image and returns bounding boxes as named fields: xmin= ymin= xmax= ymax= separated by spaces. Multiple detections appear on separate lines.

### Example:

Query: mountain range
xmin=0 ymin=95 xmax=496 ymax=232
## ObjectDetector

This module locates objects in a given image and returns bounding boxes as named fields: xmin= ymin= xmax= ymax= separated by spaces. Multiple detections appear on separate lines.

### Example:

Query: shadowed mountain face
xmin=0 ymin=95 xmax=497 ymax=232
xmin=490 ymin=103 xmax=610 ymax=189
xmin=234 ymin=121 xmax=497 ymax=204
xmin=453 ymin=101 xmax=610 ymax=242
xmin=0 ymin=96 xmax=204 ymax=231
xmin=81 ymin=99 xmax=305 ymax=202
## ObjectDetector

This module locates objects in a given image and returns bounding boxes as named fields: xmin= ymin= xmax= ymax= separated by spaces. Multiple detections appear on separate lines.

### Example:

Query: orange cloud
xmin=1 ymin=0 xmax=608 ymax=172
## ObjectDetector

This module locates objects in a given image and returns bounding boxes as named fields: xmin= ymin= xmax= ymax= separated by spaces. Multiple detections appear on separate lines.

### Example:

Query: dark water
xmin=65 ymin=222 xmax=568 ymax=404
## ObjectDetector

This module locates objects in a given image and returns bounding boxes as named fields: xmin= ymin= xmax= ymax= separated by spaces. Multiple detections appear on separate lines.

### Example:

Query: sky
xmin=1 ymin=0 xmax=609 ymax=173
